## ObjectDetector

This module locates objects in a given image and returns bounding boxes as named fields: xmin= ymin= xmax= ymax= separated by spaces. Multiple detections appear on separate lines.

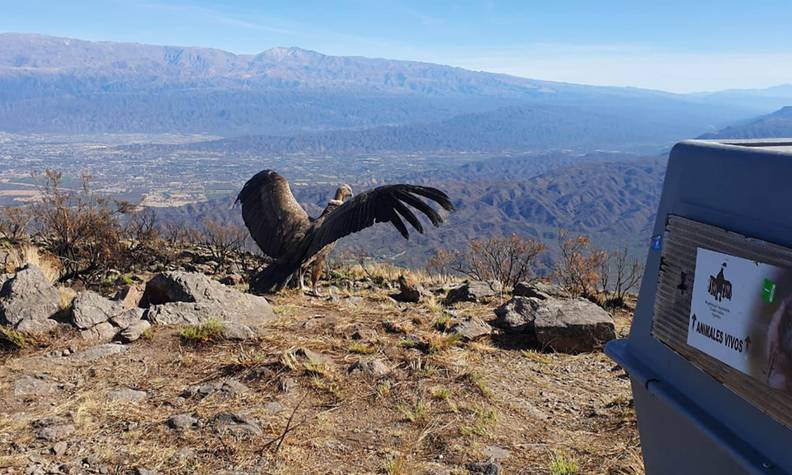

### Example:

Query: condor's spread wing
xmin=236 ymin=170 xmax=311 ymax=258
xmin=306 ymin=184 xmax=454 ymax=257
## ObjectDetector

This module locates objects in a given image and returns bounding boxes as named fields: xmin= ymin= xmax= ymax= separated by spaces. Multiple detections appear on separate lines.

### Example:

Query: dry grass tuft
xmin=179 ymin=318 xmax=224 ymax=343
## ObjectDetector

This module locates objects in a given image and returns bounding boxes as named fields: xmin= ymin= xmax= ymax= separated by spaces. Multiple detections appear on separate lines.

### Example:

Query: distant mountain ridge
xmin=700 ymin=106 xmax=792 ymax=139
xmin=0 ymin=32 xmax=780 ymax=145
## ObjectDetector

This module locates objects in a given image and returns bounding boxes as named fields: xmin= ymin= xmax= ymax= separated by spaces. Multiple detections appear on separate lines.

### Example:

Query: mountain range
xmin=700 ymin=106 xmax=792 ymax=139
xmin=2 ymin=33 xmax=790 ymax=151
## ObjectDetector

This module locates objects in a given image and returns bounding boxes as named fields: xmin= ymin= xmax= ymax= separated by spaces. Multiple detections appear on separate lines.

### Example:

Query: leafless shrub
xmin=0 ymin=206 xmax=33 ymax=244
xmin=199 ymin=218 xmax=248 ymax=271
xmin=599 ymin=246 xmax=644 ymax=308
xmin=31 ymin=170 xmax=125 ymax=282
xmin=452 ymin=234 xmax=545 ymax=289
xmin=426 ymin=248 xmax=455 ymax=283
xmin=555 ymin=229 xmax=608 ymax=298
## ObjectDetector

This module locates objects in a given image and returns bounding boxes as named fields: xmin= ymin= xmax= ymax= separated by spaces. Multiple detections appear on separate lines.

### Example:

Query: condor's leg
xmin=310 ymin=258 xmax=326 ymax=295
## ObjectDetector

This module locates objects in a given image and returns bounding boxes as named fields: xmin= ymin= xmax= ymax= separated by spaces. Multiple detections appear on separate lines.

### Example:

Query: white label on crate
xmin=687 ymin=248 xmax=792 ymax=393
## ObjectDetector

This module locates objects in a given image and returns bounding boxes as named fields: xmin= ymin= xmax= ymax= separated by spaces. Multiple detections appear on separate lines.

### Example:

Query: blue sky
xmin=2 ymin=0 xmax=791 ymax=92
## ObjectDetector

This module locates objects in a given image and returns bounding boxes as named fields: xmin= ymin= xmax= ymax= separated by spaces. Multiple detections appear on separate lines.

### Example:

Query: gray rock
xmin=513 ymin=281 xmax=570 ymax=300
xmin=108 ymin=388 xmax=147 ymax=402
xmin=134 ymin=469 xmax=161 ymax=475
xmin=445 ymin=280 xmax=502 ymax=305
xmin=450 ymin=316 xmax=493 ymax=340
xmin=34 ymin=419 xmax=74 ymax=442
xmin=143 ymin=271 xmax=261 ymax=307
xmin=264 ymin=401 xmax=285 ymax=414
xmin=14 ymin=375 xmax=57 ymax=397
xmin=72 ymin=291 xmax=125 ymax=330
xmin=142 ymin=272 xmax=275 ymax=338
xmin=181 ymin=379 xmax=248 ymax=400
xmin=493 ymin=297 xmax=540 ymax=335
xmin=167 ymin=413 xmax=198 ymax=430
xmin=14 ymin=317 xmax=58 ymax=334
xmin=483 ymin=446 xmax=511 ymax=461
xmin=0 ymin=265 xmax=60 ymax=332
xmin=118 ymin=320 xmax=150 ymax=342
xmin=51 ymin=441 xmax=68 ymax=456
xmin=494 ymin=296 xmax=615 ymax=353
xmin=348 ymin=358 xmax=391 ymax=377
xmin=71 ymin=343 xmax=128 ymax=362
xmin=467 ymin=460 xmax=502 ymax=475
xmin=110 ymin=308 xmax=145 ymax=330
xmin=391 ymin=275 xmax=422 ymax=303
xmin=211 ymin=412 xmax=262 ymax=436
xmin=79 ymin=321 xmax=118 ymax=342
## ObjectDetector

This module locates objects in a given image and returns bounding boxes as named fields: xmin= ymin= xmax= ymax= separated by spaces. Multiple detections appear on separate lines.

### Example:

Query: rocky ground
xmin=0 ymin=247 xmax=642 ymax=475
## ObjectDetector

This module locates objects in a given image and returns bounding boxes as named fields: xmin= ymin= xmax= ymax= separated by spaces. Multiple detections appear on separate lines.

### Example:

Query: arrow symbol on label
xmin=745 ymin=336 xmax=751 ymax=350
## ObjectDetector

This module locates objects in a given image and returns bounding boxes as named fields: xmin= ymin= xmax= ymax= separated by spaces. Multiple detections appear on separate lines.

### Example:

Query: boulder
xmin=513 ymin=281 xmax=570 ymax=300
xmin=72 ymin=291 xmax=125 ymax=330
xmin=445 ymin=280 xmax=502 ymax=305
xmin=494 ymin=296 xmax=615 ymax=353
xmin=0 ymin=265 xmax=60 ymax=332
xmin=142 ymin=272 xmax=275 ymax=339
xmin=142 ymin=271 xmax=241 ymax=305
xmin=450 ymin=316 xmax=494 ymax=341
xmin=391 ymin=275 xmax=422 ymax=303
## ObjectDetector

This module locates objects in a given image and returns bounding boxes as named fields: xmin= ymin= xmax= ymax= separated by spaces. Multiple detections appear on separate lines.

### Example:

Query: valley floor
xmin=0 ymin=288 xmax=641 ymax=474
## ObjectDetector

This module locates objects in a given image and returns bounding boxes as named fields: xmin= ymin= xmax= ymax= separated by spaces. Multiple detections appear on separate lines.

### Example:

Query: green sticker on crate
xmin=762 ymin=278 xmax=777 ymax=304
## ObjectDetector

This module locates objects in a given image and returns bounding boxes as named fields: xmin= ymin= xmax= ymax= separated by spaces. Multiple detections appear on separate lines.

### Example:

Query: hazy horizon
xmin=3 ymin=0 xmax=792 ymax=93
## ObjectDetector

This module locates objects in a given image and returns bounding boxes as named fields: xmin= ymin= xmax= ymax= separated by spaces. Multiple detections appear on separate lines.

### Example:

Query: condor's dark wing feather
xmin=305 ymin=184 xmax=453 ymax=257
xmin=235 ymin=170 xmax=311 ymax=258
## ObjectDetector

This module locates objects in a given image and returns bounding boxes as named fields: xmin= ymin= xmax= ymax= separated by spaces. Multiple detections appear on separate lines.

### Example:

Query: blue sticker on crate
xmin=651 ymin=234 xmax=662 ymax=251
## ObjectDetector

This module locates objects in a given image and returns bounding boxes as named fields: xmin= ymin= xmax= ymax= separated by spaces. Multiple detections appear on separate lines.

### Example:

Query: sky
xmin=1 ymin=0 xmax=792 ymax=93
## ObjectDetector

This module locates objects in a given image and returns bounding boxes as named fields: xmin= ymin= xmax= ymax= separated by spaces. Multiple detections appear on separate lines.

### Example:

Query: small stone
xmin=14 ymin=375 xmax=57 ymax=397
xmin=71 ymin=343 xmax=128 ymax=362
xmin=51 ymin=441 xmax=68 ymax=456
xmin=466 ymin=460 xmax=502 ymax=475
xmin=119 ymin=320 xmax=151 ymax=343
xmin=348 ymin=358 xmax=391 ymax=378
xmin=79 ymin=321 xmax=118 ymax=342
xmin=264 ymin=401 xmax=285 ymax=414
xmin=450 ymin=316 xmax=493 ymax=340
xmin=211 ymin=412 xmax=262 ymax=436
xmin=167 ymin=413 xmax=198 ymax=430
xmin=36 ymin=424 xmax=75 ymax=442
xmin=391 ymin=275 xmax=422 ymax=303
xmin=107 ymin=388 xmax=147 ymax=402
xmin=483 ymin=446 xmax=511 ymax=461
